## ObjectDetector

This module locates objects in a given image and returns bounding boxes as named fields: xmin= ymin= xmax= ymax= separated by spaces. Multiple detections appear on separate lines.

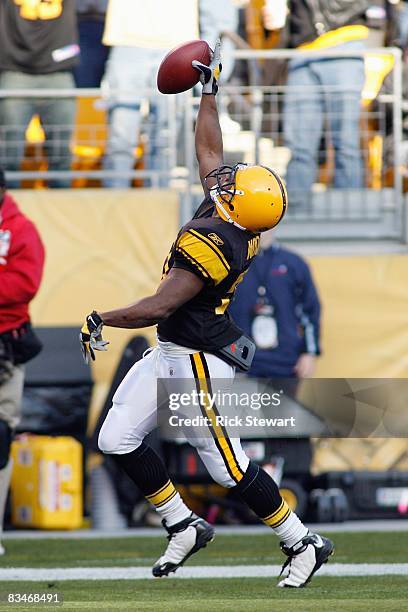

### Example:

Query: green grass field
xmin=0 ymin=532 xmax=408 ymax=611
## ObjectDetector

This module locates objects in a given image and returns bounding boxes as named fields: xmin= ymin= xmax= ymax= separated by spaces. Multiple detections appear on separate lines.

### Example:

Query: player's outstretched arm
xmin=97 ymin=268 xmax=204 ymax=329
xmin=193 ymin=40 xmax=223 ymax=194
xmin=195 ymin=96 xmax=223 ymax=195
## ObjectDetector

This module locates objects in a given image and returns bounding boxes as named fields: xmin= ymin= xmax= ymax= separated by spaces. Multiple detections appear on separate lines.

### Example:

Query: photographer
xmin=0 ymin=169 xmax=44 ymax=554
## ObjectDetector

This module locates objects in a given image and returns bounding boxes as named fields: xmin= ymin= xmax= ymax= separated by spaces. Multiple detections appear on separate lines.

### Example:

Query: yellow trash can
xmin=10 ymin=435 xmax=83 ymax=529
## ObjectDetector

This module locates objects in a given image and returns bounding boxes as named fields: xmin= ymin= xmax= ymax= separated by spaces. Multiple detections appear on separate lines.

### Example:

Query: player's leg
xmin=101 ymin=46 xmax=145 ymax=188
xmin=98 ymin=349 xmax=212 ymax=578
xmin=0 ymin=362 xmax=25 ymax=555
xmin=144 ymin=49 xmax=168 ymax=180
xmin=130 ymin=346 xmax=214 ymax=577
xmin=283 ymin=61 xmax=324 ymax=208
xmin=0 ymin=71 xmax=35 ymax=189
xmin=0 ymin=420 xmax=12 ymax=556
xmin=186 ymin=351 xmax=333 ymax=588
xmin=98 ymin=348 xmax=195 ymax=535
xmin=39 ymin=72 xmax=76 ymax=188
xmin=319 ymin=49 xmax=365 ymax=189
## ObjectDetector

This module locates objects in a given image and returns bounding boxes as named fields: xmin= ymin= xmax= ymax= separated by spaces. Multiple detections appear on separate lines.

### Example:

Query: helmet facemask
xmin=205 ymin=164 xmax=247 ymax=229
xmin=205 ymin=163 xmax=287 ymax=233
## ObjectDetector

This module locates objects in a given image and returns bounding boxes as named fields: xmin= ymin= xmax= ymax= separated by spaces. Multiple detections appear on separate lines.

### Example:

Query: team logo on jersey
xmin=208 ymin=233 xmax=224 ymax=246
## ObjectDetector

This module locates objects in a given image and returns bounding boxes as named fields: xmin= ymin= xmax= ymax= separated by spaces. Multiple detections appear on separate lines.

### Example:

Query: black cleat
xmin=152 ymin=514 xmax=215 ymax=577
xmin=277 ymin=533 xmax=334 ymax=588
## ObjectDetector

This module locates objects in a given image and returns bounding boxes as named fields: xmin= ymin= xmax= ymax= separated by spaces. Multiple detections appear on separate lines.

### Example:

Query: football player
xmin=80 ymin=42 xmax=333 ymax=587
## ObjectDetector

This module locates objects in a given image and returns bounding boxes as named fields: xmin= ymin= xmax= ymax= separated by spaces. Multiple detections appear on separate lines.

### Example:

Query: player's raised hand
xmin=79 ymin=310 xmax=109 ymax=363
xmin=192 ymin=38 xmax=222 ymax=95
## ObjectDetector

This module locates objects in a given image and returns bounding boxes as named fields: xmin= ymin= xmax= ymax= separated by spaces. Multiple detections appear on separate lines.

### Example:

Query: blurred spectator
xmin=229 ymin=230 xmax=321 ymax=381
xmin=101 ymin=0 xmax=198 ymax=188
xmin=74 ymin=0 xmax=109 ymax=87
xmin=200 ymin=0 xmax=241 ymax=132
xmin=263 ymin=0 xmax=369 ymax=207
xmin=365 ymin=1 xmax=399 ymax=47
xmin=200 ymin=0 xmax=239 ymax=83
xmin=0 ymin=169 xmax=45 ymax=554
xmin=398 ymin=0 xmax=408 ymax=47
xmin=0 ymin=0 xmax=79 ymax=188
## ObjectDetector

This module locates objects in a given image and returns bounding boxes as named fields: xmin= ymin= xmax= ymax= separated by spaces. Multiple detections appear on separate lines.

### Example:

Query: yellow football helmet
xmin=206 ymin=164 xmax=287 ymax=233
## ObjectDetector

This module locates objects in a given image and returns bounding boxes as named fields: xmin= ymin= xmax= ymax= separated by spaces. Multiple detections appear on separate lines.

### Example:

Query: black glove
xmin=79 ymin=311 xmax=109 ymax=364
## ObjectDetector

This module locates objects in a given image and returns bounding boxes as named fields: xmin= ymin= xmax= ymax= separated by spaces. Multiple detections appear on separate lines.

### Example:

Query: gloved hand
xmin=79 ymin=311 xmax=109 ymax=363
xmin=192 ymin=38 xmax=222 ymax=95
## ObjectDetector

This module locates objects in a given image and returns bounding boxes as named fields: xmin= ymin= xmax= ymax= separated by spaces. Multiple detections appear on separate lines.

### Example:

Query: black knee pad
xmin=0 ymin=419 xmax=12 ymax=469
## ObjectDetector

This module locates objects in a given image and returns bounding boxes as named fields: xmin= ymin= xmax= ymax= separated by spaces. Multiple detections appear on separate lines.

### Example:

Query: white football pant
xmin=98 ymin=340 xmax=249 ymax=488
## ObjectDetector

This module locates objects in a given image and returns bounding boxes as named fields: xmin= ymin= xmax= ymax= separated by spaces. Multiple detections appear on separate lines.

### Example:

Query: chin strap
xmin=209 ymin=187 xmax=247 ymax=231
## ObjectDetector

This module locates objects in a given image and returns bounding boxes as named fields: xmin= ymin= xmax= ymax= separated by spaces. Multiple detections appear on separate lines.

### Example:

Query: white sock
xmin=272 ymin=511 xmax=308 ymax=548
xmin=155 ymin=492 xmax=192 ymax=528
xmin=0 ymin=461 xmax=12 ymax=541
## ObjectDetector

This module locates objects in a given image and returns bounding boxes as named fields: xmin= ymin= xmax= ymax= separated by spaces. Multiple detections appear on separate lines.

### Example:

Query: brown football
xmin=157 ymin=40 xmax=211 ymax=94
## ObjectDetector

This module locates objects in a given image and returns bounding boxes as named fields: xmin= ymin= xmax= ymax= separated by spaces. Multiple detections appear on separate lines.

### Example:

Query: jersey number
xmin=14 ymin=0 xmax=63 ymax=21
xmin=161 ymin=247 xmax=173 ymax=280
xmin=215 ymin=271 xmax=247 ymax=315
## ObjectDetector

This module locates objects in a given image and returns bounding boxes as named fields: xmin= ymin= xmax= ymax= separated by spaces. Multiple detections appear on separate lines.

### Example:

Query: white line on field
xmin=1 ymin=564 xmax=408 ymax=581
xmin=4 ymin=521 xmax=408 ymax=540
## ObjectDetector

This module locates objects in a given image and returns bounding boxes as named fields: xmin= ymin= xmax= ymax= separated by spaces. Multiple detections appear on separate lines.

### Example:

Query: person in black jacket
xmin=0 ymin=0 xmax=79 ymax=187
xmin=263 ymin=0 xmax=370 ymax=207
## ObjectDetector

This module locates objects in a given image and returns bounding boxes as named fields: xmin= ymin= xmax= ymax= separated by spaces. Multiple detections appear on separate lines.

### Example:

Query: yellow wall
xmin=14 ymin=190 xmax=408 ymax=430
xmin=305 ymin=253 xmax=408 ymax=473
xmin=15 ymin=189 xmax=179 ymax=429
xmin=310 ymin=254 xmax=408 ymax=378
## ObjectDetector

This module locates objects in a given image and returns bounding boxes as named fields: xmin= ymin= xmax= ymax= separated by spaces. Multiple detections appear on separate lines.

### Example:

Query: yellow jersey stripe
xmin=188 ymin=229 xmax=230 ymax=272
xmin=299 ymin=25 xmax=369 ymax=51
xmin=177 ymin=247 xmax=211 ymax=280
xmin=176 ymin=233 xmax=229 ymax=285
xmin=191 ymin=353 xmax=244 ymax=483
xmin=146 ymin=481 xmax=176 ymax=507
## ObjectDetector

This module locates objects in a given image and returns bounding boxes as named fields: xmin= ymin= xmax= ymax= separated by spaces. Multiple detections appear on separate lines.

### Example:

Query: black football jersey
xmin=157 ymin=198 xmax=260 ymax=351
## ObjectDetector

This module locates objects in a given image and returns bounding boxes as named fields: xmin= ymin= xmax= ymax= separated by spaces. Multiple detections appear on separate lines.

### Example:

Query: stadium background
xmin=1 ymin=0 xmax=408 ymax=608
xmin=16 ymin=189 xmax=408 ymax=478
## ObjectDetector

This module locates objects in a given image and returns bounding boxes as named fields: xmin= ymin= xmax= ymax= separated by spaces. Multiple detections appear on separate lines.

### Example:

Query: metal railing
xmin=184 ymin=47 xmax=404 ymax=241
xmin=0 ymin=86 xmax=182 ymax=188
xmin=0 ymin=47 xmax=406 ymax=241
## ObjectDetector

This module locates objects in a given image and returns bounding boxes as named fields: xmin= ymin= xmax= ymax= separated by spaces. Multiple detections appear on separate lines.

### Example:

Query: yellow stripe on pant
xmin=146 ymin=480 xmax=177 ymax=508
xmin=263 ymin=499 xmax=291 ymax=528
xmin=191 ymin=353 xmax=244 ymax=484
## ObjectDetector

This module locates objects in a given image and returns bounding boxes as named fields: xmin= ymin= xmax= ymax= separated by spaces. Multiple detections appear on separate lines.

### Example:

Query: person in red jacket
xmin=0 ymin=168 xmax=45 ymax=554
